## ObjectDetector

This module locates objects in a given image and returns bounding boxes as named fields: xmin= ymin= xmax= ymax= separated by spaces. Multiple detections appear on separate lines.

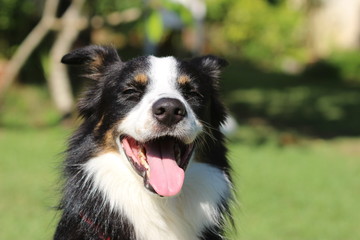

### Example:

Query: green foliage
xmin=206 ymin=0 xmax=232 ymax=21
xmin=206 ymin=0 xmax=308 ymax=70
xmin=221 ymin=60 xmax=360 ymax=137
xmin=328 ymin=51 xmax=360 ymax=83
xmin=144 ymin=0 xmax=193 ymax=44
xmin=164 ymin=2 xmax=192 ymax=26
xmin=90 ymin=0 xmax=142 ymax=15
xmin=0 ymin=0 xmax=39 ymax=57
xmin=145 ymin=10 xmax=164 ymax=44
xmin=0 ymin=0 xmax=37 ymax=30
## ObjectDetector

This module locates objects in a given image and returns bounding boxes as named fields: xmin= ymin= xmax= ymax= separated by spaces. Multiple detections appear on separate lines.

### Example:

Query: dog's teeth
xmin=138 ymin=147 xmax=146 ymax=159
xmin=138 ymin=146 xmax=149 ymax=170
xmin=140 ymin=159 xmax=149 ymax=170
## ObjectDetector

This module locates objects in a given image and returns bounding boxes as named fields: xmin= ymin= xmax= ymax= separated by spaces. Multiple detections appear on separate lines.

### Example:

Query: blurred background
xmin=1 ymin=0 xmax=360 ymax=239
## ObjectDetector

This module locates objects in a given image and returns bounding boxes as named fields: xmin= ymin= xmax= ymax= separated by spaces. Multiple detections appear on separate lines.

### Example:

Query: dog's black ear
xmin=190 ymin=55 xmax=228 ymax=128
xmin=62 ymin=46 xmax=121 ymax=119
xmin=61 ymin=45 xmax=122 ymax=80
xmin=190 ymin=55 xmax=228 ymax=80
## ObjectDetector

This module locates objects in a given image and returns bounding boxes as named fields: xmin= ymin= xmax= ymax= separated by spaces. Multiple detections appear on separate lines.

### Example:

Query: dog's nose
xmin=152 ymin=98 xmax=187 ymax=126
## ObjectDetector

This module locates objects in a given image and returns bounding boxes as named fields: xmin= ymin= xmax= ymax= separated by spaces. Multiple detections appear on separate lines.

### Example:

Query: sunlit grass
xmin=0 ymin=127 xmax=69 ymax=239
xmin=227 ymin=138 xmax=360 ymax=240
xmin=0 ymin=85 xmax=60 ymax=128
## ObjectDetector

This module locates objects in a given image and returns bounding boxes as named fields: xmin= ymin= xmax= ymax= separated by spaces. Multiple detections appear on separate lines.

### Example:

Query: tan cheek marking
xmin=178 ymin=75 xmax=190 ymax=85
xmin=99 ymin=119 xmax=125 ymax=154
xmin=96 ymin=118 xmax=118 ymax=153
xmin=134 ymin=73 xmax=148 ymax=84
xmin=102 ymin=129 xmax=118 ymax=152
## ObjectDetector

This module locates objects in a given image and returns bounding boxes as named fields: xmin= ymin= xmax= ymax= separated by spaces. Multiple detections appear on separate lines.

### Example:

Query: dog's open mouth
xmin=121 ymin=136 xmax=194 ymax=197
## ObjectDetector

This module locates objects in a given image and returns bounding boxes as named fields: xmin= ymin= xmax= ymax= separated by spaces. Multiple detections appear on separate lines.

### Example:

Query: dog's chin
xmin=120 ymin=135 xmax=194 ymax=197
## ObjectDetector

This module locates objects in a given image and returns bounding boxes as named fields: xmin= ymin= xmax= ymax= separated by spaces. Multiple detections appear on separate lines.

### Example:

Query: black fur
xmin=54 ymin=45 xmax=231 ymax=240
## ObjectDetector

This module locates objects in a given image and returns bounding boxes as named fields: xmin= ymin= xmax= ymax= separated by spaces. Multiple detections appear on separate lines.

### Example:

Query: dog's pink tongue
xmin=146 ymin=140 xmax=184 ymax=197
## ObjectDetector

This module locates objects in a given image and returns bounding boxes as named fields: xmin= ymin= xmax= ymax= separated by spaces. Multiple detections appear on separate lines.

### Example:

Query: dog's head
xmin=62 ymin=45 xmax=228 ymax=197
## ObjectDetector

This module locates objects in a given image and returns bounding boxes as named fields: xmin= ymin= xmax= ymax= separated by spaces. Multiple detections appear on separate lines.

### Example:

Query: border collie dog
xmin=54 ymin=45 xmax=232 ymax=240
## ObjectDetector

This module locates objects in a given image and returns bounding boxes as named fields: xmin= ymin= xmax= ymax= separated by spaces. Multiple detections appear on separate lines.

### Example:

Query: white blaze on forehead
xmin=147 ymin=56 xmax=179 ymax=97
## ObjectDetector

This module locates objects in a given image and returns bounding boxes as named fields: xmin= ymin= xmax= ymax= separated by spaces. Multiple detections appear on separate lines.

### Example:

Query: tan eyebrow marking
xmin=134 ymin=73 xmax=148 ymax=84
xmin=178 ymin=75 xmax=190 ymax=85
xmin=92 ymin=55 xmax=104 ymax=68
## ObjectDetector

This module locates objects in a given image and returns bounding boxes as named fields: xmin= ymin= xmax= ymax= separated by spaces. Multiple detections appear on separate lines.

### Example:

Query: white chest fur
xmin=83 ymin=152 xmax=231 ymax=240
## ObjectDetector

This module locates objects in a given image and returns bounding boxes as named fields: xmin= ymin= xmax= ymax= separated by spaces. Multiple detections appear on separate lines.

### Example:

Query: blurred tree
xmin=306 ymin=0 xmax=360 ymax=59
xmin=143 ymin=0 xmax=196 ymax=55
xmin=217 ymin=0 xmax=306 ymax=70
xmin=0 ymin=0 xmax=60 ymax=99
xmin=0 ymin=0 xmax=86 ymax=118
xmin=0 ymin=0 xmax=197 ymax=118
xmin=205 ymin=0 xmax=360 ymax=74
xmin=48 ymin=0 xmax=86 ymax=117
xmin=0 ymin=0 xmax=40 ymax=58
xmin=2 ymin=0 xmax=359 ymax=118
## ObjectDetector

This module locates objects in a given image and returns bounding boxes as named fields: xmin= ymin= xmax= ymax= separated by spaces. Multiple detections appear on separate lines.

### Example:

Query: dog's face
xmin=62 ymin=46 xmax=227 ymax=197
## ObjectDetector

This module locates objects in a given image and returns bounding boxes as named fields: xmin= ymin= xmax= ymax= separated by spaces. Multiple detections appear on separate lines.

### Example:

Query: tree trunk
xmin=0 ymin=0 xmax=59 ymax=98
xmin=48 ymin=0 xmax=87 ymax=116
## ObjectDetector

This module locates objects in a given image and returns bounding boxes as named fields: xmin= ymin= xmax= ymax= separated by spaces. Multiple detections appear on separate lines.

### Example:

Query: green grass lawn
xmin=227 ymin=138 xmax=360 ymax=240
xmin=0 ymin=127 xmax=69 ymax=239
xmin=1 ymin=125 xmax=359 ymax=239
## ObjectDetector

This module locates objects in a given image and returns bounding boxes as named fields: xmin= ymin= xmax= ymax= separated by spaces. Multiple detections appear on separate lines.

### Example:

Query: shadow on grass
xmin=222 ymin=59 xmax=360 ymax=139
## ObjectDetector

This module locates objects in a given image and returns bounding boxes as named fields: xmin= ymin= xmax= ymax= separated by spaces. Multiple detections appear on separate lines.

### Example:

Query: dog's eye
xmin=123 ymin=88 xmax=139 ymax=95
xmin=122 ymin=88 xmax=143 ymax=101
xmin=187 ymin=90 xmax=204 ymax=100
xmin=180 ymin=83 xmax=204 ymax=102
